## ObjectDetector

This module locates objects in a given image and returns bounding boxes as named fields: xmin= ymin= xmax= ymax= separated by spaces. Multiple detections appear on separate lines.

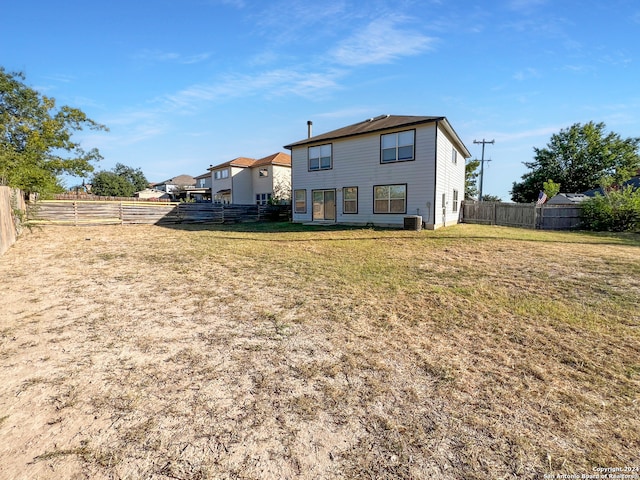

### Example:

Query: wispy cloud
xmin=488 ymin=125 xmax=562 ymax=143
xmin=159 ymin=67 xmax=345 ymax=111
xmin=202 ymin=0 xmax=246 ymax=8
xmin=315 ymin=107 xmax=379 ymax=119
xmin=331 ymin=16 xmax=435 ymax=66
xmin=507 ymin=0 xmax=548 ymax=12
xmin=254 ymin=0 xmax=348 ymax=44
xmin=513 ymin=67 xmax=541 ymax=81
xmin=218 ymin=0 xmax=246 ymax=7
xmin=599 ymin=51 xmax=632 ymax=67
xmin=85 ymin=110 xmax=170 ymax=147
xmin=132 ymin=49 xmax=212 ymax=65
xmin=563 ymin=64 xmax=593 ymax=73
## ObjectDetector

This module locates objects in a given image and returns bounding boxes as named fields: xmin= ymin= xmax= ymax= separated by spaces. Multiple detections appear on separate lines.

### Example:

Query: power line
xmin=473 ymin=139 xmax=495 ymax=201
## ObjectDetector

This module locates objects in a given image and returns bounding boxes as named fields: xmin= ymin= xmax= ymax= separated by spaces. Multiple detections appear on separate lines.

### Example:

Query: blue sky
xmin=2 ymin=0 xmax=639 ymax=200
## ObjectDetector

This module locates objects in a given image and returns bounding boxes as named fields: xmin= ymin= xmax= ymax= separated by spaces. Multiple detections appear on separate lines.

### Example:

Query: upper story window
xmin=259 ymin=168 xmax=269 ymax=177
xmin=452 ymin=148 xmax=458 ymax=165
xmin=381 ymin=130 xmax=415 ymax=163
xmin=308 ymin=144 xmax=332 ymax=171
xmin=214 ymin=169 xmax=229 ymax=180
xmin=199 ymin=179 xmax=206 ymax=187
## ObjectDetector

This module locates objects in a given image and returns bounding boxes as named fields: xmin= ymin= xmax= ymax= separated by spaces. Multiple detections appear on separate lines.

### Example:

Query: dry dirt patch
xmin=1 ymin=224 xmax=639 ymax=479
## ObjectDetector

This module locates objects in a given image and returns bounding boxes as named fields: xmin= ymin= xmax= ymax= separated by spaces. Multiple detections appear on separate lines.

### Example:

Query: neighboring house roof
xmin=547 ymin=193 xmax=590 ymax=205
xmin=135 ymin=188 xmax=170 ymax=199
xmin=209 ymin=157 xmax=256 ymax=170
xmin=283 ymin=114 xmax=471 ymax=158
xmin=253 ymin=152 xmax=292 ymax=168
xmin=584 ymin=175 xmax=640 ymax=197
xmin=208 ymin=153 xmax=292 ymax=170
xmin=194 ymin=172 xmax=211 ymax=180
xmin=156 ymin=174 xmax=196 ymax=186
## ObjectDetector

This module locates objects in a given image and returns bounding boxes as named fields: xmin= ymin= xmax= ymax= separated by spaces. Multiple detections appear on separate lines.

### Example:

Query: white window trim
xmin=381 ymin=130 xmax=415 ymax=163
xmin=308 ymin=144 xmax=332 ymax=171
xmin=373 ymin=184 xmax=407 ymax=214
xmin=294 ymin=189 xmax=307 ymax=214
xmin=343 ymin=186 xmax=358 ymax=214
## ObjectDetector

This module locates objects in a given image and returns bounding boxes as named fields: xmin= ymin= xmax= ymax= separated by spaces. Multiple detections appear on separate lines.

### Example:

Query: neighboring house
xmin=583 ymin=174 xmax=640 ymax=197
xmin=546 ymin=193 xmax=589 ymax=205
xmin=135 ymin=188 xmax=170 ymax=200
xmin=283 ymin=115 xmax=470 ymax=229
xmin=209 ymin=153 xmax=291 ymax=205
xmin=191 ymin=172 xmax=212 ymax=201
xmin=152 ymin=175 xmax=196 ymax=200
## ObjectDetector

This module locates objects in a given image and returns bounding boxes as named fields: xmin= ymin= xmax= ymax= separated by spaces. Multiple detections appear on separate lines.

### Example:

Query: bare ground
xmin=0 ymin=224 xmax=639 ymax=479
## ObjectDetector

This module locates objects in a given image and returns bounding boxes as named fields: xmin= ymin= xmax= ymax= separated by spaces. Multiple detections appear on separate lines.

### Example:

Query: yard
xmin=1 ymin=223 xmax=638 ymax=479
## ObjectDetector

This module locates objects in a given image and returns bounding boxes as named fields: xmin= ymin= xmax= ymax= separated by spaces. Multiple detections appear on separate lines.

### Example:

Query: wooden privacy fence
xmin=462 ymin=202 xmax=582 ymax=230
xmin=27 ymin=201 xmax=284 ymax=226
xmin=1 ymin=187 xmax=26 ymax=256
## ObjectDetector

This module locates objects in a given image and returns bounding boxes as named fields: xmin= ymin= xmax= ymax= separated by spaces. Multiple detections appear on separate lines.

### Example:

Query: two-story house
xmin=284 ymin=115 xmax=470 ymax=229
xmin=209 ymin=153 xmax=291 ymax=204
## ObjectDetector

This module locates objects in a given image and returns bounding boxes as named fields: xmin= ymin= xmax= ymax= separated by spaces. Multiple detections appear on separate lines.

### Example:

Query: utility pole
xmin=473 ymin=139 xmax=494 ymax=201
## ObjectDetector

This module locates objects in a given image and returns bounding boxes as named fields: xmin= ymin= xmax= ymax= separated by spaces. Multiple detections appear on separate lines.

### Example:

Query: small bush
xmin=581 ymin=186 xmax=640 ymax=232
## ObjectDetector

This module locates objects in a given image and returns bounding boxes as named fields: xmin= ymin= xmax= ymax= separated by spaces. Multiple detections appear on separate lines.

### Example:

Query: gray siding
xmin=292 ymin=124 xmax=440 ymax=226
xmin=434 ymin=125 xmax=466 ymax=228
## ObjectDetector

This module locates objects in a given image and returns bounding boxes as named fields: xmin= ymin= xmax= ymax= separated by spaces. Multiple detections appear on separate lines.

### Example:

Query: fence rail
xmin=28 ymin=200 xmax=290 ymax=226
xmin=462 ymin=202 xmax=582 ymax=230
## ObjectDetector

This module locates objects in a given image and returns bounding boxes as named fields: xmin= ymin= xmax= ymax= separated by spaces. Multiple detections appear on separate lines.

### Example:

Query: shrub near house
xmin=581 ymin=185 xmax=640 ymax=232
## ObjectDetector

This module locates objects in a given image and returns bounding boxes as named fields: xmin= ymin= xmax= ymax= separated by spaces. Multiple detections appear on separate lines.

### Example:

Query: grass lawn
xmin=0 ymin=223 xmax=638 ymax=479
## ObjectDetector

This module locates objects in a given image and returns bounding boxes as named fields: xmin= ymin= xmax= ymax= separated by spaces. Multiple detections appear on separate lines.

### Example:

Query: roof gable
xmin=209 ymin=153 xmax=291 ymax=171
xmin=253 ymin=152 xmax=291 ymax=168
xmin=209 ymin=157 xmax=256 ymax=170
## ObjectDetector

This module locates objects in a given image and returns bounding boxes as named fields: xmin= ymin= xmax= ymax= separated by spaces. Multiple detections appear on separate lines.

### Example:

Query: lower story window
xmin=256 ymin=193 xmax=272 ymax=205
xmin=374 ymin=184 xmax=406 ymax=214
xmin=343 ymin=186 xmax=358 ymax=214
xmin=452 ymin=189 xmax=459 ymax=212
xmin=294 ymin=189 xmax=306 ymax=214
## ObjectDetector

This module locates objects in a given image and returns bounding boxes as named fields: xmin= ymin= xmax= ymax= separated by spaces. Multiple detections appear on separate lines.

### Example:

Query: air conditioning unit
xmin=404 ymin=215 xmax=422 ymax=231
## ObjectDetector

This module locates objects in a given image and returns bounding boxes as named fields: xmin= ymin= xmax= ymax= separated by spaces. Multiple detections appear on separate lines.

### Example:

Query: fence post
xmin=73 ymin=201 xmax=78 ymax=227
xmin=492 ymin=202 xmax=497 ymax=225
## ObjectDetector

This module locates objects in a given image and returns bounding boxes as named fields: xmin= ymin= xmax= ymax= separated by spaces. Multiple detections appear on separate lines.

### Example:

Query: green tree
xmin=0 ymin=67 xmax=107 ymax=194
xmin=91 ymin=163 xmax=148 ymax=197
xmin=465 ymin=158 xmax=480 ymax=199
xmin=113 ymin=163 xmax=148 ymax=192
xmin=542 ymin=179 xmax=561 ymax=199
xmin=481 ymin=194 xmax=502 ymax=202
xmin=510 ymin=122 xmax=640 ymax=202
xmin=91 ymin=171 xmax=135 ymax=197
